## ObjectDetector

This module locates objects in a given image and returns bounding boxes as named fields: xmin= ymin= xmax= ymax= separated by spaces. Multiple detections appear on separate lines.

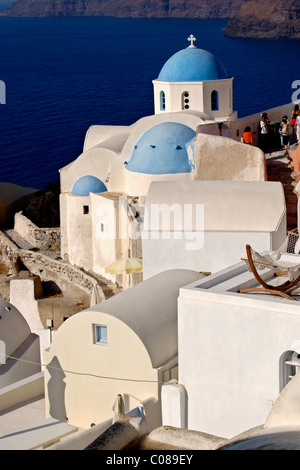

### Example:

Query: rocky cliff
xmin=1 ymin=0 xmax=299 ymax=39
xmin=225 ymin=0 xmax=300 ymax=39
xmin=23 ymin=182 xmax=60 ymax=228
xmin=0 ymin=0 xmax=245 ymax=18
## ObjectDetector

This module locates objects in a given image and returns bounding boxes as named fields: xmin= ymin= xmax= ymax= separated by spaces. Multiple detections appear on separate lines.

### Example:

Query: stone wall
xmin=18 ymin=250 xmax=101 ymax=302
xmin=14 ymin=212 xmax=60 ymax=252
xmin=0 ymin=230 xmax=19 ymax=274
xmin=0 ymin=229 xmax=119 ymax=304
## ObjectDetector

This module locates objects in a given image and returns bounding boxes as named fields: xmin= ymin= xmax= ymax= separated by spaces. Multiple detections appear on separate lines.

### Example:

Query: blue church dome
xmin=158 ymin=46 xmax=228 ymax=82
xmin=71 ymin=175 xmax=107 ymax=195
xmin=126 ymin=122 xmax=196 ymax=175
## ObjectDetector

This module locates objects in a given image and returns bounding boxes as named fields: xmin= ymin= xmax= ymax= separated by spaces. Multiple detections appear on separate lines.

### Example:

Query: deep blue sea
xmin=0 ymin=16 xmax=299 ymax=189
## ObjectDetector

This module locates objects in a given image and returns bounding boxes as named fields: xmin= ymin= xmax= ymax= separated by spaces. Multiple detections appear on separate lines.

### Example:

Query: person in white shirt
xmin=259 ymin=112 xmax=269 ymax=152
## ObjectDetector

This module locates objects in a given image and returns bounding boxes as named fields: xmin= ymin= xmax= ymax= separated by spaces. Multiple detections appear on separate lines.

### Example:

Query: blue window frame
xmin=94 ymin=324 xmax=108 ymax=345
xmin=160 ymin=91 xmax=166 ymax=111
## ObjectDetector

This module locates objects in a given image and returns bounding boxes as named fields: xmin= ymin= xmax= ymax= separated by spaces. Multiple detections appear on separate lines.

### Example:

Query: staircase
xmin=266 ymin=145 xmax=299 ymax=231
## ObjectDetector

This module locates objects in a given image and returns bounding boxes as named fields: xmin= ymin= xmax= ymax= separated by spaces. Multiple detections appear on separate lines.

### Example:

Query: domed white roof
xmin=157 ymin=36 xmax=228 ymax=82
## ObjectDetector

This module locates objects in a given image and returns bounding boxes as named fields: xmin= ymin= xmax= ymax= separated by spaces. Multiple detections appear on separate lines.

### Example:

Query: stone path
xmin=266 ymin=142 xmax=299 ymax=231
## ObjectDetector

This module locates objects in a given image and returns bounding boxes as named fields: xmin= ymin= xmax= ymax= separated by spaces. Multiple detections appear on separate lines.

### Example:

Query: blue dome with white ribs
xmin=158 ymin=46 xmax=228 ymax=82
xmin=125 ymin=122 xmax=196 ymax=175
xmin=71 ymin=175 xmax=107 ymax=195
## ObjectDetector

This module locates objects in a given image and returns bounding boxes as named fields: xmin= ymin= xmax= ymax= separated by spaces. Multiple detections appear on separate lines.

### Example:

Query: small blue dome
xmin=126 ymin=122 xmax=196 ymax=175
xmin=71 ymin=175 xmax=107 ymax=196
xmin=158 ymin=47 xmax=228 ymax=82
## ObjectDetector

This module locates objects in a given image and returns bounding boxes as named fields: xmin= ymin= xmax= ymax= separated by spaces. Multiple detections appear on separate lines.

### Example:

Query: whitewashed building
xmin=168 ymin=261 xmax=300 ymax=439
xmin=142 ymin=180 xmax=286 ymax=279
xmin=43 ymin=269 xmax=203 ymax=429
xmin=59 ymin=37 xmax=267 ymax=282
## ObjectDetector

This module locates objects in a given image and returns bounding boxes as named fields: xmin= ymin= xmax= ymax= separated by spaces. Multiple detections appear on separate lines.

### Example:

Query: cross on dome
xmin=187 ymin=34 xmax=196 ymax=47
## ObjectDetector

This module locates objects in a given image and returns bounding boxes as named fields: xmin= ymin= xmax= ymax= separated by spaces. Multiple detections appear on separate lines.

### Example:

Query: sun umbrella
xmin=105 ymin=257 xmax=143 ymax=275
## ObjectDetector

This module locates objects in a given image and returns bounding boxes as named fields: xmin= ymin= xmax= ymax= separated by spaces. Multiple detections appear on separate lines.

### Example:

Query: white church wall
xmin=153 ymin=80 xmax=205 ymax=114
xmin=153 ymin=79 xmax=235 ymax=120
xmin=59 ymin=147 xmax=124 ymax=194
xmin=177 ymin=267 xmax=300 ymax=438
xmin=59 ymin=193 xmax=68 ymax=260
xmin=90 ymin=192 xmax=128 ymax=282
xmin=202 ymin=78 xmax=234 ymax=119
xmin=62 ymin=194 xmax=93 ymax=271
xmin=125 ymin=170 xmax=192 ymax=198
xmin=83 ymin=125 xmax=131 ymax=152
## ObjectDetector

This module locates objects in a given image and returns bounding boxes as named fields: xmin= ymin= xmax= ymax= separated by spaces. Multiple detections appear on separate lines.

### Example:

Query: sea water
xmin=0 ymin=16 xmax=299 ymax=188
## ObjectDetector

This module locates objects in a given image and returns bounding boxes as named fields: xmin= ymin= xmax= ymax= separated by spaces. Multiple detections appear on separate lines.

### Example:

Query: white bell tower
xmin=153 ymin=35 xmax=236 ymax=121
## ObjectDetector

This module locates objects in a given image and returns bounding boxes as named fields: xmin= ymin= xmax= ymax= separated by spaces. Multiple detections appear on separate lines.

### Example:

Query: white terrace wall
xmin=229 ymin=101 xmax=299 ymax=146
xmin=192 ymin=133 xmax=266 ymax=182
xmin=0 ymin=371 xmax=44 ymax=413
xmin=195 ymin=101 xmax=299 ymax=146
xmin=177 ymin=271 xmax=300 ymax=439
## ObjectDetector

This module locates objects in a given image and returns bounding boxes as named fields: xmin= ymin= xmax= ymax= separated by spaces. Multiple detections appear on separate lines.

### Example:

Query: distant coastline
xmin=1 ymin=0 xmax=299 ymax=40
xmin=0 ymin=0 xmax=244 ymax=19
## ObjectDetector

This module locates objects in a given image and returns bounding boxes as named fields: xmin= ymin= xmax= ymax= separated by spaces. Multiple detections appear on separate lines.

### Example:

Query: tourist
xmin=296 ymin=113 xmax=300 ymax=144
xmin=241 ymin=126 xmax=253 ymax=145
xmin=258 ymin=112 xmax=269 ymax=152
xmin=279 ymin=115 xmax=290 ymax=148
xmin=279 ymin=118 xmax=290 ymax=155
xmin=291 ymin=104 xmax=300 ymax=140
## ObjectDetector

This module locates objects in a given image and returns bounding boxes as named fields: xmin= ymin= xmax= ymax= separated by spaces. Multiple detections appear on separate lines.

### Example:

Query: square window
xmin=83 ymin=205 xmax=89 ymax=214
xmin=94 ymin=324 xmax=108 ymax=344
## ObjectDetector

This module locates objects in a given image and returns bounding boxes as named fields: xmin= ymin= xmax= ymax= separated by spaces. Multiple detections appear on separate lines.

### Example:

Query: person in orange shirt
xmin=241 ymin=126 xmax=253 ymax=145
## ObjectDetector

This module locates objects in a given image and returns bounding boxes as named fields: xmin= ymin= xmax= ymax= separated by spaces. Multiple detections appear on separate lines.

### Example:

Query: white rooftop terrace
xmin=178 ymin=259 xmax=300 ymax=438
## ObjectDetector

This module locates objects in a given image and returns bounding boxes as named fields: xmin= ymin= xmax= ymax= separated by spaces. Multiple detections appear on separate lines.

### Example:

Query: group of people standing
xmin=278 ymin=104 xmax=300 ymax=154
xmin=240 ymin=104 xmax=300 ymax=154
xmin=291 ymin=104 xmax=300 ymax=143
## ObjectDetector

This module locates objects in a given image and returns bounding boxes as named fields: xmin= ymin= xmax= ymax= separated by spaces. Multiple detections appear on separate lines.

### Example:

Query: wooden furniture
xmin=240 ymin=230 xmax=300 ymax=301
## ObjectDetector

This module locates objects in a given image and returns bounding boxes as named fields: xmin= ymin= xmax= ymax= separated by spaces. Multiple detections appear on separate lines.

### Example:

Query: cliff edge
xmin=225 ymin=0 xmax=300 ymax=39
